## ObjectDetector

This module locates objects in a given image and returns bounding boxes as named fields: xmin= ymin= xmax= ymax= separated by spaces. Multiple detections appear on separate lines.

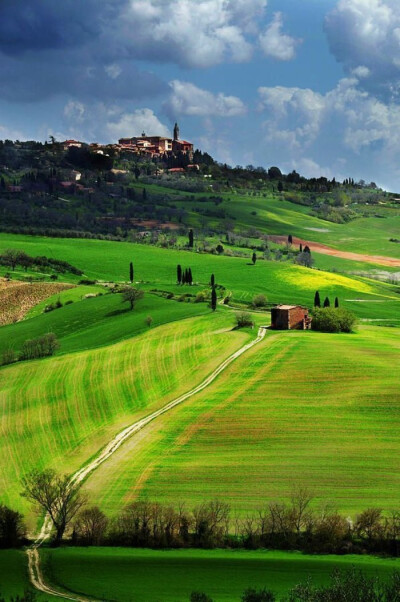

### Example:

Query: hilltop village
xmin=62 ymin=122 xmax=196 ymax=172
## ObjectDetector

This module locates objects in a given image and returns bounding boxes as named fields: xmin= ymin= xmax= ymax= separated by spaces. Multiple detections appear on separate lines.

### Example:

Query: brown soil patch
xmin=0 ymin=279 xmax=73 ymax=326
xmin=270 ymin=235 xmax=400 ymax=268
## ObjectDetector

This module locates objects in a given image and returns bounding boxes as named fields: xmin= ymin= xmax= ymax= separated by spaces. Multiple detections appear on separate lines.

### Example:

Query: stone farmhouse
xmin=271 ymin=305 xmax=312 ymax=330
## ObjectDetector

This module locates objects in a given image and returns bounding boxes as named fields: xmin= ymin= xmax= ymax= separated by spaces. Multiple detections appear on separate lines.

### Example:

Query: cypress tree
xmin=211 ymin=286 xmax=217 ymax=311
xmin=324 ymin=296 xmax=330 ymax=307
xmin=188 ymin=229 xmax=194 ymax=248
xmin=304 ymin=245 xmax=311 ymax=253
xmin=252 ymin=252 xmax=257 ymax=265
xmin=314 ymin=290 xmax=321 ymax=307
xmin=188 ymin=268 xmax=193 ymax=285
xmin=288 ymin=234 xmax=293 ymax=244
xmin=299 ymin=243 xmax=303 ymax=253
xmin=129 ymin=262 xmax=134 ymax=283
xmin=182 ymin=270 xmax=186 ymax=285
xmin=210 ymin=274 xmax=215 ymax=287
xmin=335 ymin=297 xmax=339 ymax=308
xmin=177 ymin=264 xmax=182 ymax=284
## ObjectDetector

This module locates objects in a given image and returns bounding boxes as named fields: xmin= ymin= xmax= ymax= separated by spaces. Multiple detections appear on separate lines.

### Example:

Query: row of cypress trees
xmin=314 ymin=290 xmax=339 ymax=308
xmin=177 ymin=264 xmax=193 ymax=285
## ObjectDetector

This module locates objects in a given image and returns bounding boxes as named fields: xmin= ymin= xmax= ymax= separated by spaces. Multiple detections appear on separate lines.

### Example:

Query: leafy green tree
xmin=0 ymin=503 xmax=25 ymax=547
xmin=312 ymin=307 xmax=357 ymax=333
xmin=122 ymin=287 xmax=144 ymax=310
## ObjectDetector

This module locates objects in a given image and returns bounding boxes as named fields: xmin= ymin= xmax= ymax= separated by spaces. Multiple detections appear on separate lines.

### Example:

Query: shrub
xmin=312 ymin=307 xmax=357 ymax=333
xmin=252 ymin=294 xmax=267 ymax=308
xmin=19 ymin=333 xmax=59 ymax=361
xmin=235 ymin=312 xmax=254 ymax=328
xmin=1 ymin=348 xmax=16 ymax=366
xmin=145 ymin=315 xmax=153 ymax=327
xmin=241 ymin=588 xmax=275 ymax=602
xmin=190 ymin=593 xmax=214 ymax=602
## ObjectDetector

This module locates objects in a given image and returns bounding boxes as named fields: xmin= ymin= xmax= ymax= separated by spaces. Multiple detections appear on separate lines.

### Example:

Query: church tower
xmin=173 ymin=122 xmax=180 ymax=141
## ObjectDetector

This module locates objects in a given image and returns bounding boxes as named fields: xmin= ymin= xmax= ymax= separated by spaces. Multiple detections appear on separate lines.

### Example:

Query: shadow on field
xmin=106 ymin=308 xmax=132 ymax=317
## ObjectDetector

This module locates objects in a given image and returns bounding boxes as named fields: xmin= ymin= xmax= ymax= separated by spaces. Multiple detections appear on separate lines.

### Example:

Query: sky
xmin=2 ymin=0 xmax=400 ymax=190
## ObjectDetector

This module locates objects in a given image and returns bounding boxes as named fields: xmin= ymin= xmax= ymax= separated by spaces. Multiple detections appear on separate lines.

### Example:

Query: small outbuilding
xmin=271 ymin=305 xmax=312 ymax=330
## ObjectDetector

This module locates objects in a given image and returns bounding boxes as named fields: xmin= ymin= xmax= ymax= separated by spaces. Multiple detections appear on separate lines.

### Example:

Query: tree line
xmin=0 ymin=249 xmax=82 ymax=275
xmin=9 ymin=472 xmax=400 ymax=558
xmin=1 ymin=333 xmax=59 ymax=366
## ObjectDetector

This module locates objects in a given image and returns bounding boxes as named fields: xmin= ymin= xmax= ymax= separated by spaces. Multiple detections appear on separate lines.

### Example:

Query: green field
xmin=40 ymin=548 xmax=400 ymax=601
xmin=0 ymin=312 xmax=250 ymax=522
xmin=0 ymin=234 xmax=398 ymax=323
xmin=83 ymin=325 xmax=400 ymax=517
xmin=0 ymin=221 xmax=399 ymax=600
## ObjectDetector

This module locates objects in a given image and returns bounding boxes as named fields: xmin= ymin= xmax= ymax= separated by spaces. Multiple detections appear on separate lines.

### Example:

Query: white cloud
xmin=106 ymin=108 xmax=170 ymax=139
xmin=257 ymin=75 xmax=400 ymax=188
xmin=123 ymin=0 xmax=268 ymax=67
xmin=259 ymin=12 xmax=300 ymax=61
xmin=105 ymin=64 xmax=122 ymax=79
xmin=164 ymin=80 xmax=246 ymax=119
xmin=63 ymin=101 xmax=85 ymax=123
xmin=325 ymin=0 xmax=400 ymax=99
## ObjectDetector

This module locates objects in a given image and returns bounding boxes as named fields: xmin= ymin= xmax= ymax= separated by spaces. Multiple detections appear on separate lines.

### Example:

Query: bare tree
xmin=290 ymin=487 xmax=314 ymax=535
xmin=121 ymin=286 xmax=144 ymax=310
xmin=21 ymin=469 xmax=86 ymax=545
xmin=74 ymin=506 xmax=108 ymax=545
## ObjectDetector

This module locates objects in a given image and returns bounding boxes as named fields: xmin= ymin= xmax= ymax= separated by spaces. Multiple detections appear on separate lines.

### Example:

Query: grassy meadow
xmin=0 ymin=234 xmax=398 ymax=323
xmin=0 ymin=312 xmax=250 ymax=522
xmin=83 ymin=325 xmax=400 ymax=517
xmin=41 ymin=548 xmax=400 ymax=602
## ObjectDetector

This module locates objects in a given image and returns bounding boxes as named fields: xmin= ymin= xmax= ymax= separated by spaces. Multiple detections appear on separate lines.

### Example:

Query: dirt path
xmin=27 ymin=326 xmax=268 ymax=601
xmin=269 ymin=235 xmax=400 ymax=268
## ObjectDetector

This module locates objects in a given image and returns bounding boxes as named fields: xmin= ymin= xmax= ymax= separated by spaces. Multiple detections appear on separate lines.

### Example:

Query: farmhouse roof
xmin=275 ymin=304 xmax=302 ymax=310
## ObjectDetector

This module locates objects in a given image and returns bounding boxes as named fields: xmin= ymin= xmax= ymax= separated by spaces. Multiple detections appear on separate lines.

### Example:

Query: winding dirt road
xmin=27 ymin=326 xmax=268 ymax=601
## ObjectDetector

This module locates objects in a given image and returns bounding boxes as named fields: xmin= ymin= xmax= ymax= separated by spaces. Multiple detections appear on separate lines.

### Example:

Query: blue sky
xmin=1 ymin=0 xmax=400 ymax=190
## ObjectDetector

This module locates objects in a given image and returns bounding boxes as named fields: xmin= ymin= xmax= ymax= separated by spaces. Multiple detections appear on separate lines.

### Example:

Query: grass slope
xmin=0 ymin=292 xmax=208 ymax=357
xmin=41 ymin=548 xmax=400 ymax=602
xmin=0 ymin=234 xmax=398 ymax=322
xmin=83 ymin=326 xmax=400 ymax=517
xmin=0 ymin=312 xmax=249 ymax=522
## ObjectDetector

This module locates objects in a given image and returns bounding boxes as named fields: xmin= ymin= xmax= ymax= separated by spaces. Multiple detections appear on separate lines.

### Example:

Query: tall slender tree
xmin=299 ymin=243 xmax=303 ymax=253
xmin=177 ymin=264 xmax=182 ymax=284
xmin=211 ymin=286 xmax=217 ymax=311
xmin=335 ymin=297 xmax=339 ymax=308
xmin=210 ymin=274 xmax=215 ymax=287
xmin=288 ymin=234 xmax=293 ymax=245
xmin=188 ymin=268 xmax=193 ymax=285
xmin=188 ymin=229 xmax=194 ymax=248
xmin=324 ymin=296 xmax=330 ymax=307
xmin=314 ymin=290 xmax=321 ymax=307
xmin=182 ymin=270 xmax=186 ymax=285
xmin=252 ymin=252 xmax=257 ymax=265
xmin=129 ymin=262 xmax=134 ymax=283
